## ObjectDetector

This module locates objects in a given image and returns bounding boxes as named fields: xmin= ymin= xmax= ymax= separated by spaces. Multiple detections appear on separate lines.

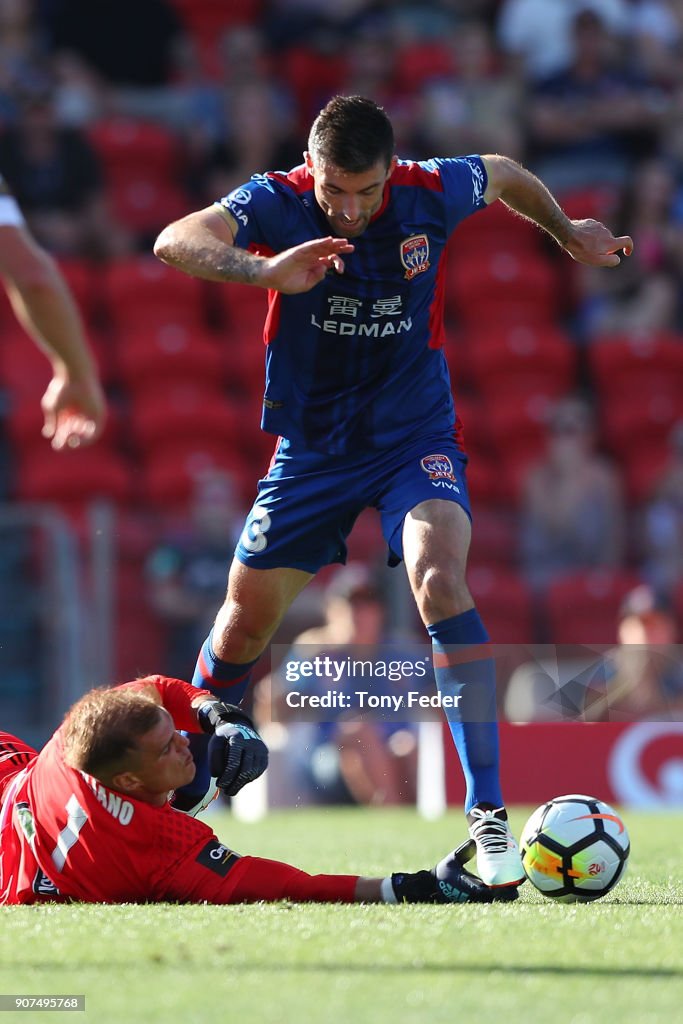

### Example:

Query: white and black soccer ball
xmin=520 ymin=794 xmax=630 ymax=903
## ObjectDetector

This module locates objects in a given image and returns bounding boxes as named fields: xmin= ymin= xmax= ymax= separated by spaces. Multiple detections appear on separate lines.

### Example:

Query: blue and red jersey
xmin=217 ymin=157 xmax=488 ymax=456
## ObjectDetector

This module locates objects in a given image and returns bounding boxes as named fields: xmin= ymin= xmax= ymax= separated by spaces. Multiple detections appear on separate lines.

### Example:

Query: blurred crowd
xmin=1 ymin=0 xmax=683 ymax=752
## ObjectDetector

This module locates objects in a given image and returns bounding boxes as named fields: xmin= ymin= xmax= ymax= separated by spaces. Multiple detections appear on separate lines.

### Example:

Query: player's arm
xmin=126 ymin=674 xmax=269 ymax=795
xmin=154 ymin=206 xmax=354 ymax=294
xmin=480 ymin=154 xmax=633 ymax=268
xmin=0 ymin=222 xmax=105 ymax=449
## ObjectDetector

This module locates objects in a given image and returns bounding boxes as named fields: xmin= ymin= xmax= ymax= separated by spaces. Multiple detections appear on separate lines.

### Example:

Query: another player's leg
xmin=174 ymin=560 xmax=312 ymax=812
xmin=402 ymin=500 xmax=524 ymax=887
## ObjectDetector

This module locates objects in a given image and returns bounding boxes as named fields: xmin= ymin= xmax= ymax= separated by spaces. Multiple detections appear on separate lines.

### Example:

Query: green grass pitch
xmin=0 ymin=807 xmax=681 ymax=1024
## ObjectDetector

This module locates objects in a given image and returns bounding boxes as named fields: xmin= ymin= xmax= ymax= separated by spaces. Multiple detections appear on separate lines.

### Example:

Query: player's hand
xmin=562 ymin=218 xmax=633 ymax=268
xmin=261 ymin=236 xmax=355 ymax=294
xmin=41 ymin=371 xmax=106 ymax=450
xmin=199 ymin=701 xmax=269 ymax=796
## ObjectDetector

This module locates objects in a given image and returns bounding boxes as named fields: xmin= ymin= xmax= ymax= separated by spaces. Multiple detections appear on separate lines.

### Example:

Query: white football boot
xmin=467 ymin=805 xmax=525 ymax=888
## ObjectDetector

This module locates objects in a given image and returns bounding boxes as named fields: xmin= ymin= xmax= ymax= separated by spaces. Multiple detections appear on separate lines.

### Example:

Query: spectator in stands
xmin=586 ymin=583 xmax=683 ymax=720
xmin=520 ymin=396 xmax=625 ymax=591
xmin=496 ymin=0 xmax=631 ymax=81
xmin=254 ymin=563 xmax=428 ymax=806
xmin=415 ymin=19 xmax=525 ymax=161
xmin=0 ymin=82 xmax=119 ymax=258
xmin=640 ymin=420 xmax=683 ymax=597
xmin=0 ymin=171 xmax=105 ymax=448
xmin=146 ymin=470 xmax=245 ymax=680
xmin=577 ymin=157 xmax=683 ymax=339
xmin=629 ymin=0 xmax=683 ymax=87
xmin=503 ymin=583 xmax=683 ymax=722
xmin=526 ymin=7 xmax=665 ymax=193
xmin=0 ymin=0 xmax=46 ymax=122
xmin=183 ymin=26 xmax=301 ymax=202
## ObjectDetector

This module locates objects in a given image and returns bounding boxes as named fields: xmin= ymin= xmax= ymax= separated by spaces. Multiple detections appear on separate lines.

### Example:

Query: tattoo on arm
xmin=213 ymin=245 xmax=264 ymax=284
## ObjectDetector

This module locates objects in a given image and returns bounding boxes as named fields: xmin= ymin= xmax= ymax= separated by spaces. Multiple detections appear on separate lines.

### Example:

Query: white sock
xmin=380 ymin=876 xmax=397 ymax=904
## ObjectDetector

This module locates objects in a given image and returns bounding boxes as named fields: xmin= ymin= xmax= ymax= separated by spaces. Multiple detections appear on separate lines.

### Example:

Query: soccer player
xmin=154 ymin=95 xmax=633 ymax=887
xmin=0 ymin=676 xmax=510 ymax=905
xmin=0 ymin=173 xmax=105 ymax=449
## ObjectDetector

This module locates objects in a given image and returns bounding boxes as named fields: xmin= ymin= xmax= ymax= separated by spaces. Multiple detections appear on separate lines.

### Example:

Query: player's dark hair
xmin=308 ymin=95 xmax=394 ymax=172
xmin=62 ymin=684 xmax=163 ymax=782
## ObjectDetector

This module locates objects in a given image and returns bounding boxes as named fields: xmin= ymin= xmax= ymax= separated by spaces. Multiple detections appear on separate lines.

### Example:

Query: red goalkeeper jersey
xmin=0 ymin=676 xmax=247 ymax=905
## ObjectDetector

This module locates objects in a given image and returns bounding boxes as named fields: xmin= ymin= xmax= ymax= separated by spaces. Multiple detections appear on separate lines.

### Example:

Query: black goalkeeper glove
xmin=198 ymin=700 xmax=269 ymax=797
xmin=391 ymin=838 xmax=519 ymax=904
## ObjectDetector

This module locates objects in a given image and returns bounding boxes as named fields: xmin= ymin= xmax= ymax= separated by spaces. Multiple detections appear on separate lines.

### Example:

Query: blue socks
xmin=175 ymin=629 xmax=259 ymax=808
xmin=191 ymin=630 xmax=257 ymax=705
xmin=427 ymin=609 xmax=503 ymax=814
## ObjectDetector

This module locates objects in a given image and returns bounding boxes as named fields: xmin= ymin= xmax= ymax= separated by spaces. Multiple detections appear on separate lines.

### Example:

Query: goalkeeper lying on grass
xmin=0 ymin=676 xmax=514 ymax=906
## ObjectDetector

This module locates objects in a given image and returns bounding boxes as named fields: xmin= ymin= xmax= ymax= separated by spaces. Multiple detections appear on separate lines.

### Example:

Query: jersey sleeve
xmin=149 ymin=808 xmax=246 ymax=903
xmin=431 ymin=156 xmax=489 ymax=235
xmin=119 ymin=676 xmax=213 ymax=733
xmin=214 ymin=173 xmax=284 ymax=252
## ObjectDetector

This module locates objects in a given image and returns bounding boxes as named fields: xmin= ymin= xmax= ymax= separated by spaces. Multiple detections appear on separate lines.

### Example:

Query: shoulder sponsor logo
xmin=229 ymin=188 xmax=252 ymax=206
xmin=400 ymin=234 xmax=430 ymax=280
xmin=464 ymin=158 xmax=486 ymax=204
xmin=220 ymin=196 xmax=249 ymax=229
xmin=195 ymin=840 xmax=240 ymax=877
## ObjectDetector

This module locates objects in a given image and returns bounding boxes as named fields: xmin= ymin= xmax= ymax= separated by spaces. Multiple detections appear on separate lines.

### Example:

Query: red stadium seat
xmin=0 ymin=328 xmax=111 ymax=402
xmin=89 ymin=119 xmax=179 ymax=186
xmin=140 ymin=443 xmax=255 ymax=510
xmin=451 ymin=392 xmax=491 ymax=459
xmin=467 ymin=324 xmax=577 ymax=401
xmin=486 ymin=391 xmax=554 ymax=463
xmin=55 ymin=258 xmax=99 ymax=326
xmin=102 ymin=257 xmax=207 ymax=331
xmin=169 ymin=0 xmax=264 ymax=36
xmin=128 ymin=389 xmax=243 ymax=455
xmin=108 ymin=179 xmax=189 ymax=238
xmin=114 ymin=325 xmax=227 ymax=393
xmin=466 ymin=566 xmax=535 ymax=643
xmin=393 ymin=42 xmax=456 ymax=90
xmin=13 ymin=447 xmax=133 ymax=509
xmin=450 ymin=200 xmax=543 ymax=256
xmin=214 ymin=281 xmax=269 ymax=335
xmin=588 ymin=333 xmax=683 ymax=395
xmin=465 ymin=455 xmax=503 ymax=505
xmin=556 ymin=186 xmax=619 ymax=223
xmin=600 ymin=389 xmax=681 ymax=462
xmin=445 ymin=248 xmax=561 ymax=327
xmin=544 ymin=570 xmax=642 ymax=645
xmin=620 ymin=449 xmax=671 ymax=503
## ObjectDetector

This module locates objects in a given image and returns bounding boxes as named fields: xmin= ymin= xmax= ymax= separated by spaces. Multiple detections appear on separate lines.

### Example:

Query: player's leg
xmin=175 ymin=561 xmax=312 ymax=811
xmin=402 ymin=498 xmax=524 ymax=887
xmin=0 ymin=732 xmax=37 ymax=808
xmin=216 ymin=839 xmax=509 ymax=903
xmin=177 ymin=439 xmax=365 ymax=811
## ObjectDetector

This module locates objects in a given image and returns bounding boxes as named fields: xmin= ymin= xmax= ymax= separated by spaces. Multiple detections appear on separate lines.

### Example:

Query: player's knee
xmin=413 ymin=565 xmax=471 ymax=624
xmin=214 ymin=601 xmax=280 ymax=657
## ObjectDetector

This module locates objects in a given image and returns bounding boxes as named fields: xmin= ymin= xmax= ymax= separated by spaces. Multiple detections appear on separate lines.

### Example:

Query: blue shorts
xmin=235 ymin=433 xmax=471 ymax=573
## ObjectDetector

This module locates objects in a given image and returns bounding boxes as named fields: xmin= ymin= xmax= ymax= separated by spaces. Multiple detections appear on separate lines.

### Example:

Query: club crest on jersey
xmin=400 ymin=234 xmax=430 ymax=280
xmin=421 ymin=454 xmax=458 ymax=486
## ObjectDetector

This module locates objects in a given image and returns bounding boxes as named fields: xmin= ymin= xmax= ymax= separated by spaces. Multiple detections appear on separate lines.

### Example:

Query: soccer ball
xmin=520 ymin=794 xmax=630 ymax=902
